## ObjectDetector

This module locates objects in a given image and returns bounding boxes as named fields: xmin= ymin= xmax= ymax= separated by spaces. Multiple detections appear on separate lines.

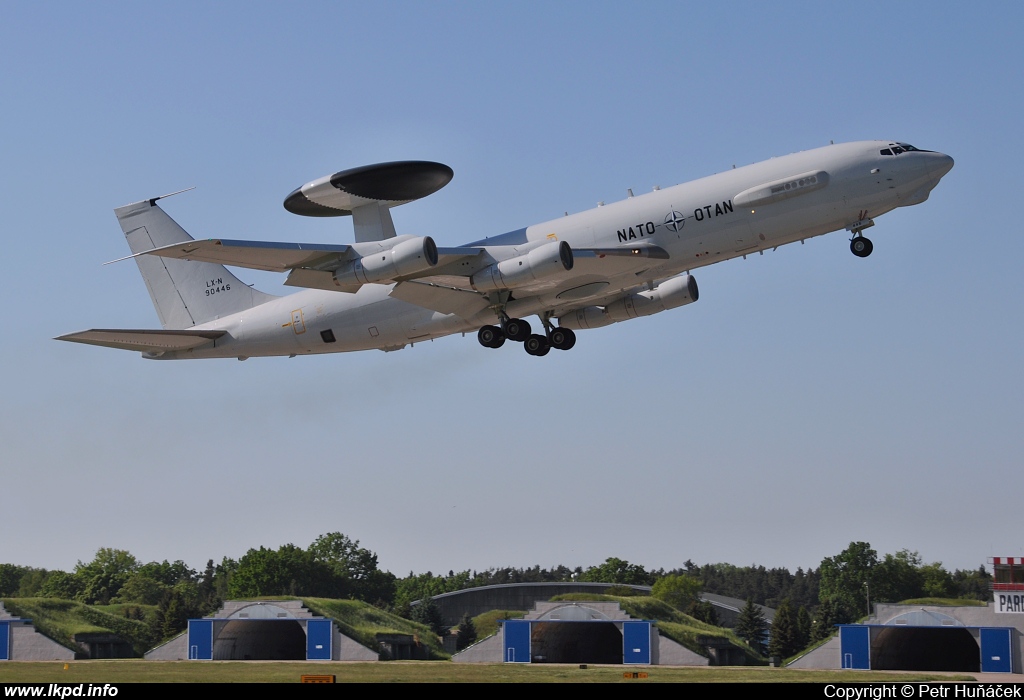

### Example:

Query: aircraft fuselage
xmin=73 ymin=140 xmax=955 ymax=360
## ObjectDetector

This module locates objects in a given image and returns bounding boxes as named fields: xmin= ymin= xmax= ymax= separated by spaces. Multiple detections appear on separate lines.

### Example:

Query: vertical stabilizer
xmin=115 ymin=199 xmax=277 ymax=329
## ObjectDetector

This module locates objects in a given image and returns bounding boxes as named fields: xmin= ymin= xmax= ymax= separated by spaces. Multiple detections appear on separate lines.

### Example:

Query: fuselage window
xmin=880 ymin=148 xmax=893 ymax=156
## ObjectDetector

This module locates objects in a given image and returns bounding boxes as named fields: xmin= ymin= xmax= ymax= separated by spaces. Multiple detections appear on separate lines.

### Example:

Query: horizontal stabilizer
xmin=56 ymin=329 xmax=226 ymax=353
xmin=389 ymin=281 xmax=490 ymax=318
xmin=136 ymin=239 xmax=354 ymax=272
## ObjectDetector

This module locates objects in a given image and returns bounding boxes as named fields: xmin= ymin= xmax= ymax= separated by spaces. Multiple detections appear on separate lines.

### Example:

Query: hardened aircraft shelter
xmin=453 ymin=600 xmax=710 ymax=666
xmin=791 ymin=603 xmax=1022 ymax=674
xmin=145 ymin=600 xmax=376 ymax=661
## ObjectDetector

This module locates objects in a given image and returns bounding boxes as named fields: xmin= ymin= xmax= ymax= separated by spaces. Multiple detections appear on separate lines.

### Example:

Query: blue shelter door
xmin=504 ymin=620 xmax=530 ymax=663
xmin=980 ymin=628 xmax=1012 ymax=673
xmin=306 ymin=619 xmax=332 ymax=660
xmin=187 ymin=619 xmax=213 ymax=660
xmin=840 ymin=626 xmax=870 ymax=670
xmin=623 ymin=621 xmax=651 ymax=664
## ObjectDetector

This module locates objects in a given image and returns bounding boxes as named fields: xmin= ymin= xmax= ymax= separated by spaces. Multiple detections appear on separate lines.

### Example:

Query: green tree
xmin=812 ymin=597 xmax=843 ymax=642
xmin=580 ymin=557 xmax=651 ymax=585
xmin=138 ymin=560 xmax=196 ymax=586
xmin=159 ymin=592 xmax=185 ymax=640
xmin=456 ymin=612 xmax=477 ymax=650
xmin=308 ymin=533 xmax=396 ymax=603
xmin=819 ymin=542 xmax=877 ymax=622
xmin=75 ymin=548 xmax=140 ymax=604
xmin=0 ymin=565 xmax=29 ymax=597
xmin=39 ymin=570 xmax=85 ymax=600
xmin=153 ymin=581 xmax=209 ymax=641
xmin=229 ymin=544 xmax=315 ymax=597
xmin=873 ymin=550 xmax=924 ymax=602
xmin=767 ymin=598 xmax=797 ymax=658
xmin=651 ymin=574 xmax=702 ymax=610
xmin=735 ymin=598 xmax=768 ymax=655
xmin=17 ymin=568 xmax=48 ymax=597
xmin=213 ymin=558 xmax=237 ymax=601
xmin=920 ymin=562 xmax=955 ymax=598
xmin=309 ymin=533 xmax=377 ymax=579
xmin=795 ymin=605 xmax=812 ymax=650
xmin=952 ymin=566 xmax=991 ymax=601
xmin=114 ymin=573 xmax=169 ymax=605
xmin=687 ymin=599 xmax=719 ymax=625
xmin=411 ymin=597 xmax=446 ymax=638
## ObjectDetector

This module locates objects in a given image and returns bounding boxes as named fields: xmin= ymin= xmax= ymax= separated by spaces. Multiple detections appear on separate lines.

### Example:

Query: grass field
xmin=0 ymin=662 xmax=977 ymax=683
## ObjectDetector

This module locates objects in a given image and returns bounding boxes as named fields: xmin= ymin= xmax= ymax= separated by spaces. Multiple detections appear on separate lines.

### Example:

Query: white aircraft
xmin=58 ymin=141 xmax=953 ymax=359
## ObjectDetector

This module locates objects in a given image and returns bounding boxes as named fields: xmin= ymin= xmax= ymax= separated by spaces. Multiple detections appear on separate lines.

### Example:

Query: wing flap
xmin=138 ymin=239 xmax=354 ymax=272
xmin=56 ymin=329 xmax=226 ymax=352
xmin=389 ymin=281 xmax=490 ymax=318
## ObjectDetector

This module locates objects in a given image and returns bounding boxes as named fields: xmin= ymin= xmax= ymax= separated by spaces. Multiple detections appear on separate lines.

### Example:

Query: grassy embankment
xmin=1 ymin=598 xmax=156 ymax=656
xmin=470 ymin=609 xmax=526 ymax=640
xmin=300 ymin=598 xmax=448 ymax=659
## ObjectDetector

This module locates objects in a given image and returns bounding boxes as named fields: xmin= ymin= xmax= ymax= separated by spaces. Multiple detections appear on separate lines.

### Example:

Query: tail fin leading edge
xmin=114 ymin=199 xmax=277 ymax=329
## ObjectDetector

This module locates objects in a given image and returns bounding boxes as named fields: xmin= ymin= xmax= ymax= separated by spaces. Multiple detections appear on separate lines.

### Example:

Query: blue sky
xmin=1 ymin=2 xmax=1021 ymax=578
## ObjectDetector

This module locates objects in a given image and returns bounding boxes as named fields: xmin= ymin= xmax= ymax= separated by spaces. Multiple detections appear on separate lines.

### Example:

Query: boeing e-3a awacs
xmin=58 ymin=141 xmax=953 ymax=359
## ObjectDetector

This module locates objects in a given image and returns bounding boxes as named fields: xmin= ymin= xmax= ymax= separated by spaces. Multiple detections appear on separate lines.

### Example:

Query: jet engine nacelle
xmin=332 ymin=235 xmax=438 ymax=286
xmin=557 ymin=274 xmax=699 ymax=330
xmin=605 ymin=273 xmax=698 ymax=322
xmin=557 ymin=305 xmax=614 ymax=330
xmin=471 ymin=240 xmax=573 ymax=292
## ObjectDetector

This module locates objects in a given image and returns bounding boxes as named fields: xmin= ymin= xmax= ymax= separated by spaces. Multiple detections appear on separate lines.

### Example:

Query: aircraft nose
xmin=931 ymin=153 xmax=954 ymax=178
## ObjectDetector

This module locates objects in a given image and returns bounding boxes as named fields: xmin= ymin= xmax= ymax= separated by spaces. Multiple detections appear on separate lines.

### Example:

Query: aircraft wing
xmin=133 ymin=239 xmax=355 ymax=272
xmin=55 ymin=329 xmax=227 ymax=353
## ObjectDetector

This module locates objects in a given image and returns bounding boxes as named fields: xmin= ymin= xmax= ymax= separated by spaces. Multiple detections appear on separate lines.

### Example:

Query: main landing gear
xmin=477 ymin=313 xmax=576 ymax=356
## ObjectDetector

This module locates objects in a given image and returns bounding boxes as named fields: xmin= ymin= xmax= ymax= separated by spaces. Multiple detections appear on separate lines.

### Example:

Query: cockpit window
xmin=883 ymin=142 xmax=921 ymax=156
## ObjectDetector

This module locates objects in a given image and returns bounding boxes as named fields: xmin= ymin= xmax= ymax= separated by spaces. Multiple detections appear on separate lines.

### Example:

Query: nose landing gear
xmin=847 ymin=214 xmax=875 ymax=258
xmin=850 ymin=235 xmax=873 ymax=257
